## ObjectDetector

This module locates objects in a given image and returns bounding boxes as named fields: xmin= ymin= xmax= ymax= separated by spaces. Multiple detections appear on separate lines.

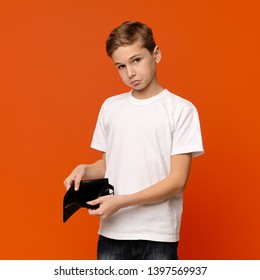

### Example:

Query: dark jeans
xmin=97 ymin=235 xmax=179 ymax=260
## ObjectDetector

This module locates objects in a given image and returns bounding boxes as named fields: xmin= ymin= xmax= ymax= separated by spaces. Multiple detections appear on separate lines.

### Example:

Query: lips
xmin=131 ymin=80 xmax=141 ymax=86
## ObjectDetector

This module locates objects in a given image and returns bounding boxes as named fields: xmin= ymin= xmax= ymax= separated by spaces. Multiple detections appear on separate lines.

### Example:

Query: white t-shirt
xmin=91 ymin=89 xmax=204 ymax=242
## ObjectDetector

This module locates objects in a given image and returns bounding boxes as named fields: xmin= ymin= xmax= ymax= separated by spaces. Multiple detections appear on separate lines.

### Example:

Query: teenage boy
xmin=64 ymin=21 xmax=204 ymax=260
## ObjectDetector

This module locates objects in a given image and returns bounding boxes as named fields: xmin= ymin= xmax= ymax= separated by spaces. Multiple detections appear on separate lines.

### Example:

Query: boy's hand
xmin=63 ymin=164 xmax=87 ymax=191
xmin=87 ymin=195 xmax=123 ymax=219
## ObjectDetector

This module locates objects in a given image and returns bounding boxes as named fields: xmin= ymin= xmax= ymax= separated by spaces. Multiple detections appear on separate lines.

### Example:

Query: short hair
xmin=106 ymin=21 xmax=156 ymax=57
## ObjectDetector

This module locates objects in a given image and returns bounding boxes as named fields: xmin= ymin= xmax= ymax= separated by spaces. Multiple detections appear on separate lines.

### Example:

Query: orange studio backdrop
xmin=0 ymin=0 xmax=259 ymax=259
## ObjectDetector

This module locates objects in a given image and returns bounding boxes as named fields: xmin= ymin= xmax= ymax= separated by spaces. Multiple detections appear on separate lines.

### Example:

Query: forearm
xmin=84 ymin=158 xmax=106 ymax=179
xmin=64 ymin=153 xmax=106 ymax=190
xmin=119 ymin=174 xmax=187 ymax=208
xmin=88 ymin=173 xmax=188 ymax=219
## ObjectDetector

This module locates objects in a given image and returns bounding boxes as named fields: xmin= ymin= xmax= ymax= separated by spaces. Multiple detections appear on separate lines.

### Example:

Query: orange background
xmin=0 ymin=0 xmax=259 ymax=259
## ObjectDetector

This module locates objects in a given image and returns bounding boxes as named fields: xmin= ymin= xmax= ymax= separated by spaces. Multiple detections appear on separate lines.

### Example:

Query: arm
xmin=63 ymin=153 xmax=106 ymax=190
xmin=88 ymin=153 xmax=192 ymax=218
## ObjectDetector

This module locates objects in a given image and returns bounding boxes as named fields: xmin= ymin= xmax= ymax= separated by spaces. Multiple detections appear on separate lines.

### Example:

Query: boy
xmin=64 ymin=21 xmax=204 ymax=260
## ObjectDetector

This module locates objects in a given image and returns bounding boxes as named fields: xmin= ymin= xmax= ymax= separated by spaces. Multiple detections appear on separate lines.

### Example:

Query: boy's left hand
xmin=87 ymin=195 xmax=122 ymax=219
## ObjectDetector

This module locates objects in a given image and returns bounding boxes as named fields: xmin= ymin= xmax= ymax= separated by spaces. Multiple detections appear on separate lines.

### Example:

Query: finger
xmin=88 ymin=208 xmax=100 ymax=216
xmin=63 ymin=177 xmax=74 ymax=191
xmin=87 ymin=197 xmax=102 ymax=206
xmin=74 ymin=174 xmax=82 ymax=191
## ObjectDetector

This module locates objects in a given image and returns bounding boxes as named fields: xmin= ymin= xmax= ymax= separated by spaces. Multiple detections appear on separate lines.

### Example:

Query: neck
xmin=132 ymin=80 xmax=164 ymax=100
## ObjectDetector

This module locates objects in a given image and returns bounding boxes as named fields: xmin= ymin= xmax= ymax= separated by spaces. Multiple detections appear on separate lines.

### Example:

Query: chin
xmin=132 ymin=85 xmax=146 ymax=91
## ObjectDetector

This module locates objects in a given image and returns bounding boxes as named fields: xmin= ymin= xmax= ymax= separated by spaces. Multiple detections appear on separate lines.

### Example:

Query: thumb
xmin=87 ymin=197 xmax=102 ymax=206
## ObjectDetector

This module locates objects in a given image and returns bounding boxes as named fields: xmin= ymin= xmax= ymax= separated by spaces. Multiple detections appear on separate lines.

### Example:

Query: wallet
xmin=63 ymin=178 xmax=114 ymax=223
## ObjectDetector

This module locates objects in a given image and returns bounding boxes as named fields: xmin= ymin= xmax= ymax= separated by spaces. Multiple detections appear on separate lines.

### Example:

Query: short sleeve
xmin=171 ymin=106 xmax=204 ymax=157
xmin=90 ymin=104 xmax=107 ymax=152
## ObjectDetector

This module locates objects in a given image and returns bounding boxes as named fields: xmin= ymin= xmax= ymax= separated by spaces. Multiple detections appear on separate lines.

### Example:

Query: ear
xmin=153 ymin=46 xmax=162 ymax=63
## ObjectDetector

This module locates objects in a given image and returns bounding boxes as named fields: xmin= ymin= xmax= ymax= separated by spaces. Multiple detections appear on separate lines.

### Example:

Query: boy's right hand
xmin=63 ymin=164 xmax=87 ymax=191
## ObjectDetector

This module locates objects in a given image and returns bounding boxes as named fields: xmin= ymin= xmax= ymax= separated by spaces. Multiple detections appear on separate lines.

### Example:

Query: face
xmin=111 ymin=39 xmax=161 ymax=92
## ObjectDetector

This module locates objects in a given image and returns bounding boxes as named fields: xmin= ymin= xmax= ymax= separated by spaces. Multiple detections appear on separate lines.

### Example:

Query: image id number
xmin=148 ymin=266 xmax=207 ymax=276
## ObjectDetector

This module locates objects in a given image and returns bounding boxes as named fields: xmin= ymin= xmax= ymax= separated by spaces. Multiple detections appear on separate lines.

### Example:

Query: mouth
xmin=131 ymin=80 xmax=141 ymax=86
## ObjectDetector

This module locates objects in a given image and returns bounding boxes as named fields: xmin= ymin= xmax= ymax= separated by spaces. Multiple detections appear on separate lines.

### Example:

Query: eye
xmin=133 ymin=57 xmax=142 ymax=63
xmin=117 ymin=64 xmax=125 ymax=70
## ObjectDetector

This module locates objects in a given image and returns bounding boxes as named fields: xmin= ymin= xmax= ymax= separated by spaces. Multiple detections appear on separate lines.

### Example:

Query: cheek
xmin=141 ymin=67 xmax=154 ymax=79
xmin=118 ymin=71 xmax=130 ymax=84
xmin=117 ymin=70 xmax=125 ymax=79
xmin=141 ymin=61 xmax=155 ymax=77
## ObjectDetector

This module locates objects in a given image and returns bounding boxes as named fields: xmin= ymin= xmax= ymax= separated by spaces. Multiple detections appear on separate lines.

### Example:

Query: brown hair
xmin=106 ymin=21 xmax=156 ymax=57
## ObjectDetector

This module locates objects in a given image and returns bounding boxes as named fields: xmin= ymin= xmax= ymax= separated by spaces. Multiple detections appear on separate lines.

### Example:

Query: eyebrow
xmin=114 ymin=54 xmax=141 ymax=66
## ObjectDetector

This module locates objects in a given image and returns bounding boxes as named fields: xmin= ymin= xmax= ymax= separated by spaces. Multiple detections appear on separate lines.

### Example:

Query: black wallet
xmin=63 ymin=178 xmax=114 ymax=223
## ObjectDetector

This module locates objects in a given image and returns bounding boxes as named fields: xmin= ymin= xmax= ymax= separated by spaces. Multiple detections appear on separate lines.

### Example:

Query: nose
xmin=126 ymin=66 xmax=135 ymax=78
